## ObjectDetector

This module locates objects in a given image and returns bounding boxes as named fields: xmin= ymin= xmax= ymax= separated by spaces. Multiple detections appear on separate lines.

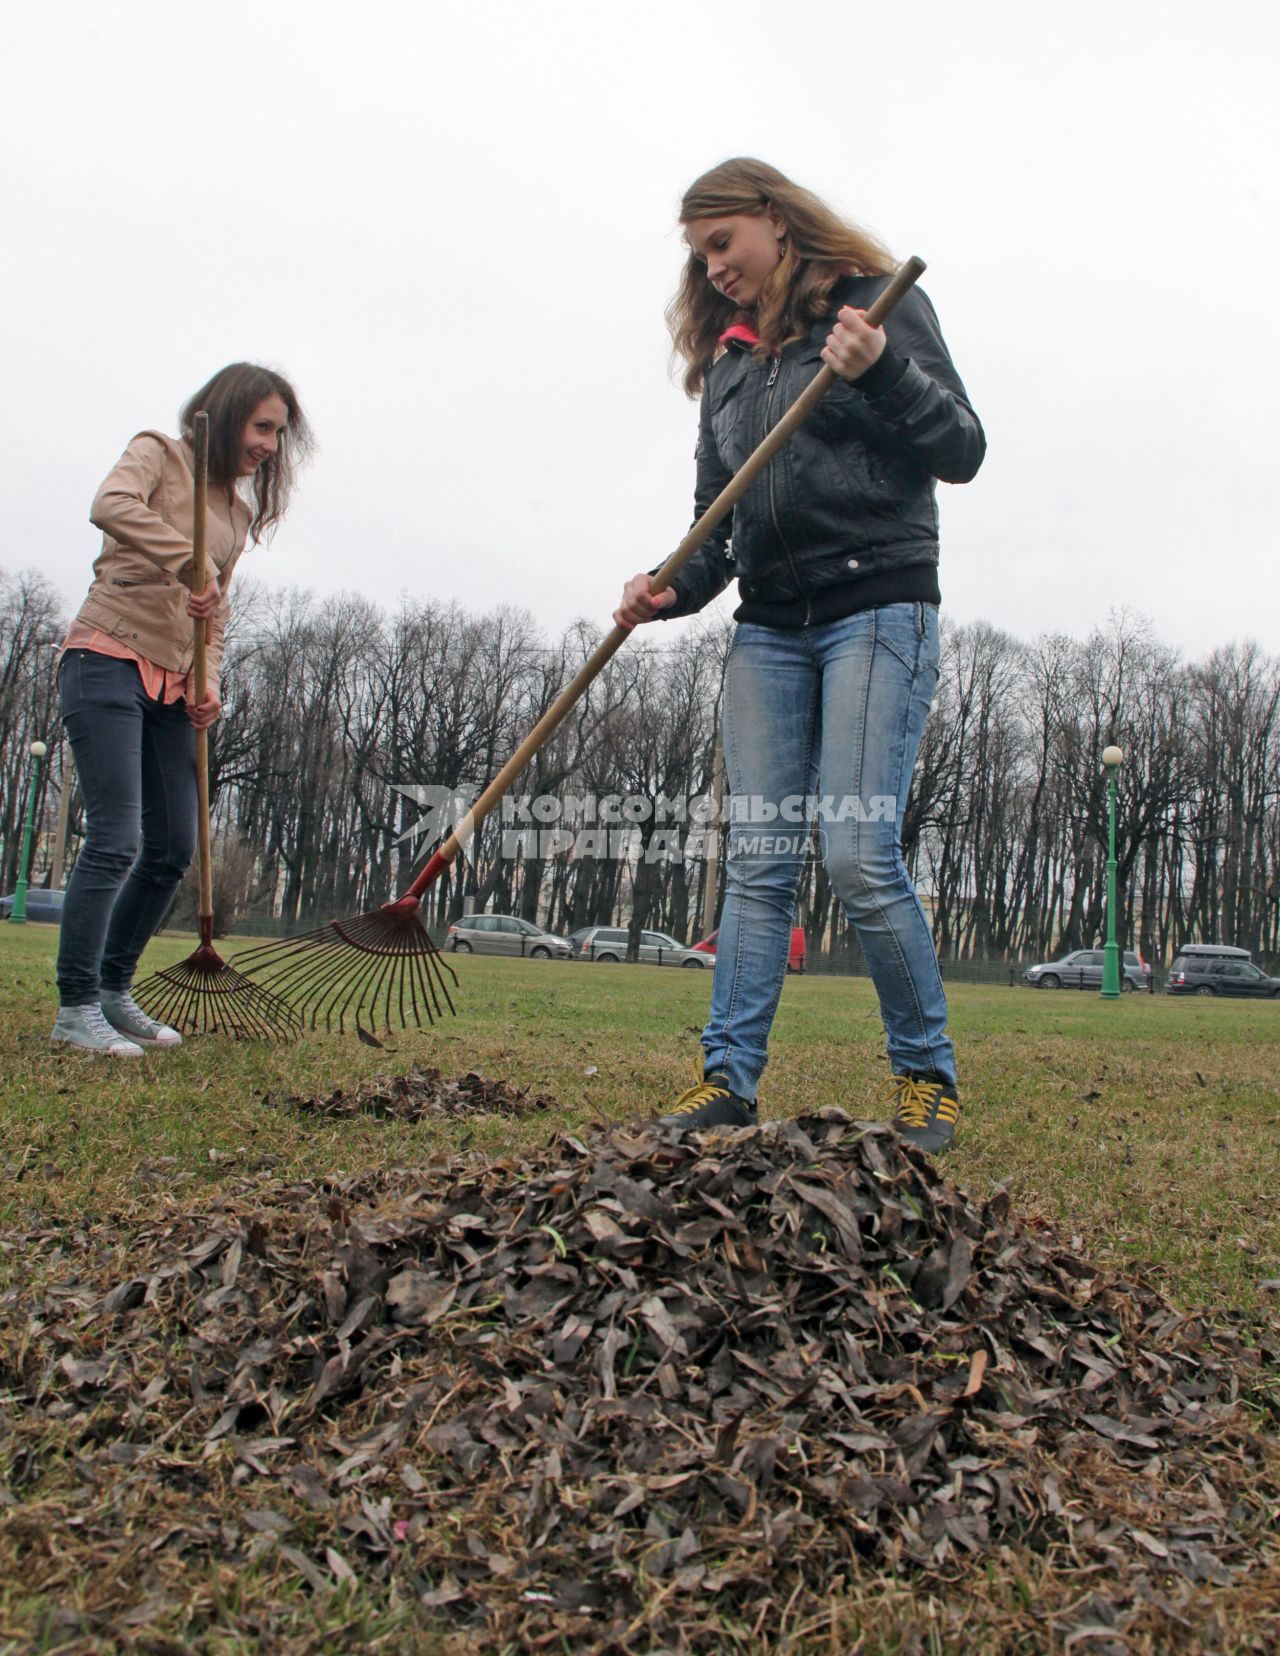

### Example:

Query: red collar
xmin=719 ymin=318 xmax=781 ymax=359
xmin=720 ymin=320 xmax=761 ymax=348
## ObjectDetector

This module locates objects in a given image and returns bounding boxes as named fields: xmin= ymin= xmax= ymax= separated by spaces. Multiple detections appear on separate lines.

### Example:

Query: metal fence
xmin=231 ymin=914 xmax=1280 ymax=994
xmin=805 ymin=951 xmax=1168 ymax=991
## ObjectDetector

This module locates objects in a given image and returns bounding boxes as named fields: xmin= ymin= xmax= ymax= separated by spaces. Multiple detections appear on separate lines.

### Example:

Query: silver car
xmin=568 ymin=925 xmax=712 ymax=967
xmin=445 ymin=913 xmax=574 ymax=958
xmin=1023 ymin=948 xmax=1149 ymax=992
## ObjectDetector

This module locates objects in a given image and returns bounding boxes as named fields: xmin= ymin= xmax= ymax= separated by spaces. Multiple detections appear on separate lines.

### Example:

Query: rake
xmin=133 ymin=413 xmax=301 ymax=1041
xmin=232 ymin=257 xmax=927 ymax=1032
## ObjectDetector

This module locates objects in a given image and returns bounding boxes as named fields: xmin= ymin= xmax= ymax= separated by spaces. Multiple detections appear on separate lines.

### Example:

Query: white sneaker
xmin=100 ymin=990 xmax=183 ymax=1048
xmin=51 ymin=1004 xmax=145 ymax=1057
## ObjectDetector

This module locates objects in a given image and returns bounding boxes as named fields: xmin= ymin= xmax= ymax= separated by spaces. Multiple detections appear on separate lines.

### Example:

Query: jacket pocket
xmin=707 ymin=356 xmax=751 ymax=463
xmin=798 ymin=345 xmax=867 ymax=443
xmin=112 ymin=574 xmax=168 ymax=587
xmin=808 ymin=411 xmax=921 ymax=533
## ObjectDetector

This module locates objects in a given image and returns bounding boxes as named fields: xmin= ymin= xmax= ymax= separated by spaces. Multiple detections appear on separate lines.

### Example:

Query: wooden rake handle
xmin=190 ymin=412 xmax=214 ymax=928
xmin=404 ymin=254 xmax=927 ymax=902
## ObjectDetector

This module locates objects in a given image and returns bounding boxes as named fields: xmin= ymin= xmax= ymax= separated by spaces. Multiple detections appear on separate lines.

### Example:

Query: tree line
xmin=3 ymin=565 xmax=1278 ymax=966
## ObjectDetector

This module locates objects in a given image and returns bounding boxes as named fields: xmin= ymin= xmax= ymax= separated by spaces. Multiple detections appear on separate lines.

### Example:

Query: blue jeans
xmin=56 ymin=651 xmax=198 ymax=1005
xmin=704 ymin=602 xmax=954 ymax=1099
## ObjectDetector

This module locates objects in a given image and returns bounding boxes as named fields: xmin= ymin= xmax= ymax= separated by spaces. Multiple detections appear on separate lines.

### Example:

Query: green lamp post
xmin=1099 ymin=744 xmax=1124 ymax=999
xmin=9 ymin=739 xmax=48 ymax=925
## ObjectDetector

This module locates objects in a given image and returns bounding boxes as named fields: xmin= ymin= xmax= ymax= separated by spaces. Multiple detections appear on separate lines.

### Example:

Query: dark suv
xmin=1023 ymin=948 xmax=1150 ymax=992
xmin=1166 ymin=945 xmax=1280 ymax=998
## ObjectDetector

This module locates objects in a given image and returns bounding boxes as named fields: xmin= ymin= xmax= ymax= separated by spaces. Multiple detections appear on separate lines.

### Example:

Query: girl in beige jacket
xmin=53 ymin=363 xmax=312 ymax=1055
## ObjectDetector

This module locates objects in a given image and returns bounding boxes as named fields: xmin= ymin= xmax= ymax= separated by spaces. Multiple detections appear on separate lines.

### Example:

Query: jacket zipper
xmin=763 ymin=352 xmax=811 ymax=623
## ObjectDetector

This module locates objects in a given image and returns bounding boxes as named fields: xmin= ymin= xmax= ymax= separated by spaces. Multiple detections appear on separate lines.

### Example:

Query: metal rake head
xmin=229 ymin=903 xmax=458 ymax=1034
xmin=133 ymin=943 xmax=302 ymax=1042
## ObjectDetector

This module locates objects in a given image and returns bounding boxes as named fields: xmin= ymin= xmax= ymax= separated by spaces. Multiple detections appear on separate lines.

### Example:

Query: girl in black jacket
xmin=615 ymin=157 xmax=984 ymax=1151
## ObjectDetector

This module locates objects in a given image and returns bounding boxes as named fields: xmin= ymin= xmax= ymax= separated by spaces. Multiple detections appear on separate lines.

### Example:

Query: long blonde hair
xmin=666 ymin=158 xmax=895 ymax=397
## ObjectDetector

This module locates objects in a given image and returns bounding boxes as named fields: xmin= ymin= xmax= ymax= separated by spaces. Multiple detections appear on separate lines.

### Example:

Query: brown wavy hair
xmin=179 ymin=363 xmax=314 ymax=542
xmin=667 ymin=158 xmax=896 ymax=396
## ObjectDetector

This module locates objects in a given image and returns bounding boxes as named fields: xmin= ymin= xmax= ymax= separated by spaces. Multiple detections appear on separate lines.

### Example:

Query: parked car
xmin=693 ymin=926 xmax=807 ymax=973
xmin=568 ymin=926 xmax=711 ymax=967
xmin=1166 ymin=942 xmax=1250 ymax=970
xmin=1166 ymin=945 xmax=1280 ymax=997
xmin=1 ymin=887 xmax=65 ymax=924
xmin=1023 ymin=948 xmax=1150 ymax=992
xmin=445 ymin=913 xmax=573 ymax=958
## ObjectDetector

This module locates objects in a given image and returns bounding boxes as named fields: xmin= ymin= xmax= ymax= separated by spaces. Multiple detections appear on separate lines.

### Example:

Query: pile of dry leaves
xmin=3 ymin=1109 xmax=1278 ymax=1652
xmin=262 ymin=1063 xmax=554 ymax=1123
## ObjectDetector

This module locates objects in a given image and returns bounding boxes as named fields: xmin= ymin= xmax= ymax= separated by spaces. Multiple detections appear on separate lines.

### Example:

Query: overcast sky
xmin=3 ymin=0 xmax=1276 ymax=660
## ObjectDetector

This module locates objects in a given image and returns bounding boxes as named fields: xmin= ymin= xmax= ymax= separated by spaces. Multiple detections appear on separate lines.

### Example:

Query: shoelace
xmin=666 ymin=1071 xmax=732 ymax=1117
xmin=83 ymin=1005 xmax=130 ymax=1043
xmin=887 ymin=1074 xmax=943 ymax=1129
xmin=105 ymin=991 xmax=171 ymax=1033
xmin=111 ymin=993 xmax=153 ymax=1025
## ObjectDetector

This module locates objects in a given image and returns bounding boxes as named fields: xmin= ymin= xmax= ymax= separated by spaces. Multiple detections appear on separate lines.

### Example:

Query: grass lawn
xmin=2 ymin=922 xmax=1278 ymax=1653
xmin=3 ymin=924 xmax=1277 ymax=1312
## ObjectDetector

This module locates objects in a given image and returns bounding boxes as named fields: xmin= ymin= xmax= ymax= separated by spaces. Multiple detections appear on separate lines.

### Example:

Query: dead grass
xmin=1 ymin=924 xmax=1278 ymax=1652
xmin=5 ymin=926 xmax=1277 ymax=1312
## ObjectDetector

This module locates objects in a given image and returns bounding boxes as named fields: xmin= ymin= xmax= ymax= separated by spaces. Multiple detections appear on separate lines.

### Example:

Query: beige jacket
xmin=74 ymin=431 xmax=252 ymax=687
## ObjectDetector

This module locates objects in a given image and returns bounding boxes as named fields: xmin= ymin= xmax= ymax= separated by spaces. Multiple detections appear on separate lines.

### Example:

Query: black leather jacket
xmin=665 ymin=276 xmax=985 ymax=621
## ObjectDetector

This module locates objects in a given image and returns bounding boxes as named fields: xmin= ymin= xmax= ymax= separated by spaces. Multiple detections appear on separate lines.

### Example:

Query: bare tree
xmin=0 ymin=570 xmax=64 ymax=890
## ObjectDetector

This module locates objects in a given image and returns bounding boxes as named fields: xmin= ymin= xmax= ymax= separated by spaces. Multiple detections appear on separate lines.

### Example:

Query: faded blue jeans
xmin=703 ymin=602 xmax=954 ymax=1099
xmin=56 ymin=650 xmax=198 ymax=1005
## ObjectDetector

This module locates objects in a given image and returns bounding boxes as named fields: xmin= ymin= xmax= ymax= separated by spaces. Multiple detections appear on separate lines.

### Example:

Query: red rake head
xmin=229 ymin=898 xmax=458 ymax=1035
xmin=133 ymin=948 xmax=302 ymax=1041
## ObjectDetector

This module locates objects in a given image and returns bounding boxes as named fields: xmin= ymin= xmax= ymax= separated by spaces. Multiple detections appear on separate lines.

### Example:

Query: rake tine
xmin=421 ymin=944 xmax=456 ymax=1022
xmin=387 ymin=935 xmax=407 ymax=1032
xmin=329 ymin=934 xmax=386 ymax=1033
xmin=338 ymin=938 xmax=386 ymax=1033
xmin=132 ymin=955 xmax=300 ymax=1043
xmin=385 ymin=936 xmax=418 ymax=1030
xmin=286 ymin=940 xmax=347 ymax=1026
xmin=404 ymin=953 xmax=426 ymax=1029
xmin=391 ymin=935 xmax=417 ymax=1030
xmin=268 ymin=934 xmax=337 ymax=1031
xmin=406 ymin=953 xmax=433 ymax=1030
xmin=230 ymin=904 xmax=458 ymax=1036
xmin=248 ymin=934 xmax=335 ymax=1031
xmin=271 ymin=929 xmax=355 ymax=1031
xmin=324 ymin=931 xmax=385 ymax=1016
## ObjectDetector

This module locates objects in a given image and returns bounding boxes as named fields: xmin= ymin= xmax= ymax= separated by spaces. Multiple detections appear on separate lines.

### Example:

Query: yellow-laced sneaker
xmin=887 ymin=1072 xmax=960 ymax=1154
xmin=658 ymin=1065 xmax=757 ymax=1132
